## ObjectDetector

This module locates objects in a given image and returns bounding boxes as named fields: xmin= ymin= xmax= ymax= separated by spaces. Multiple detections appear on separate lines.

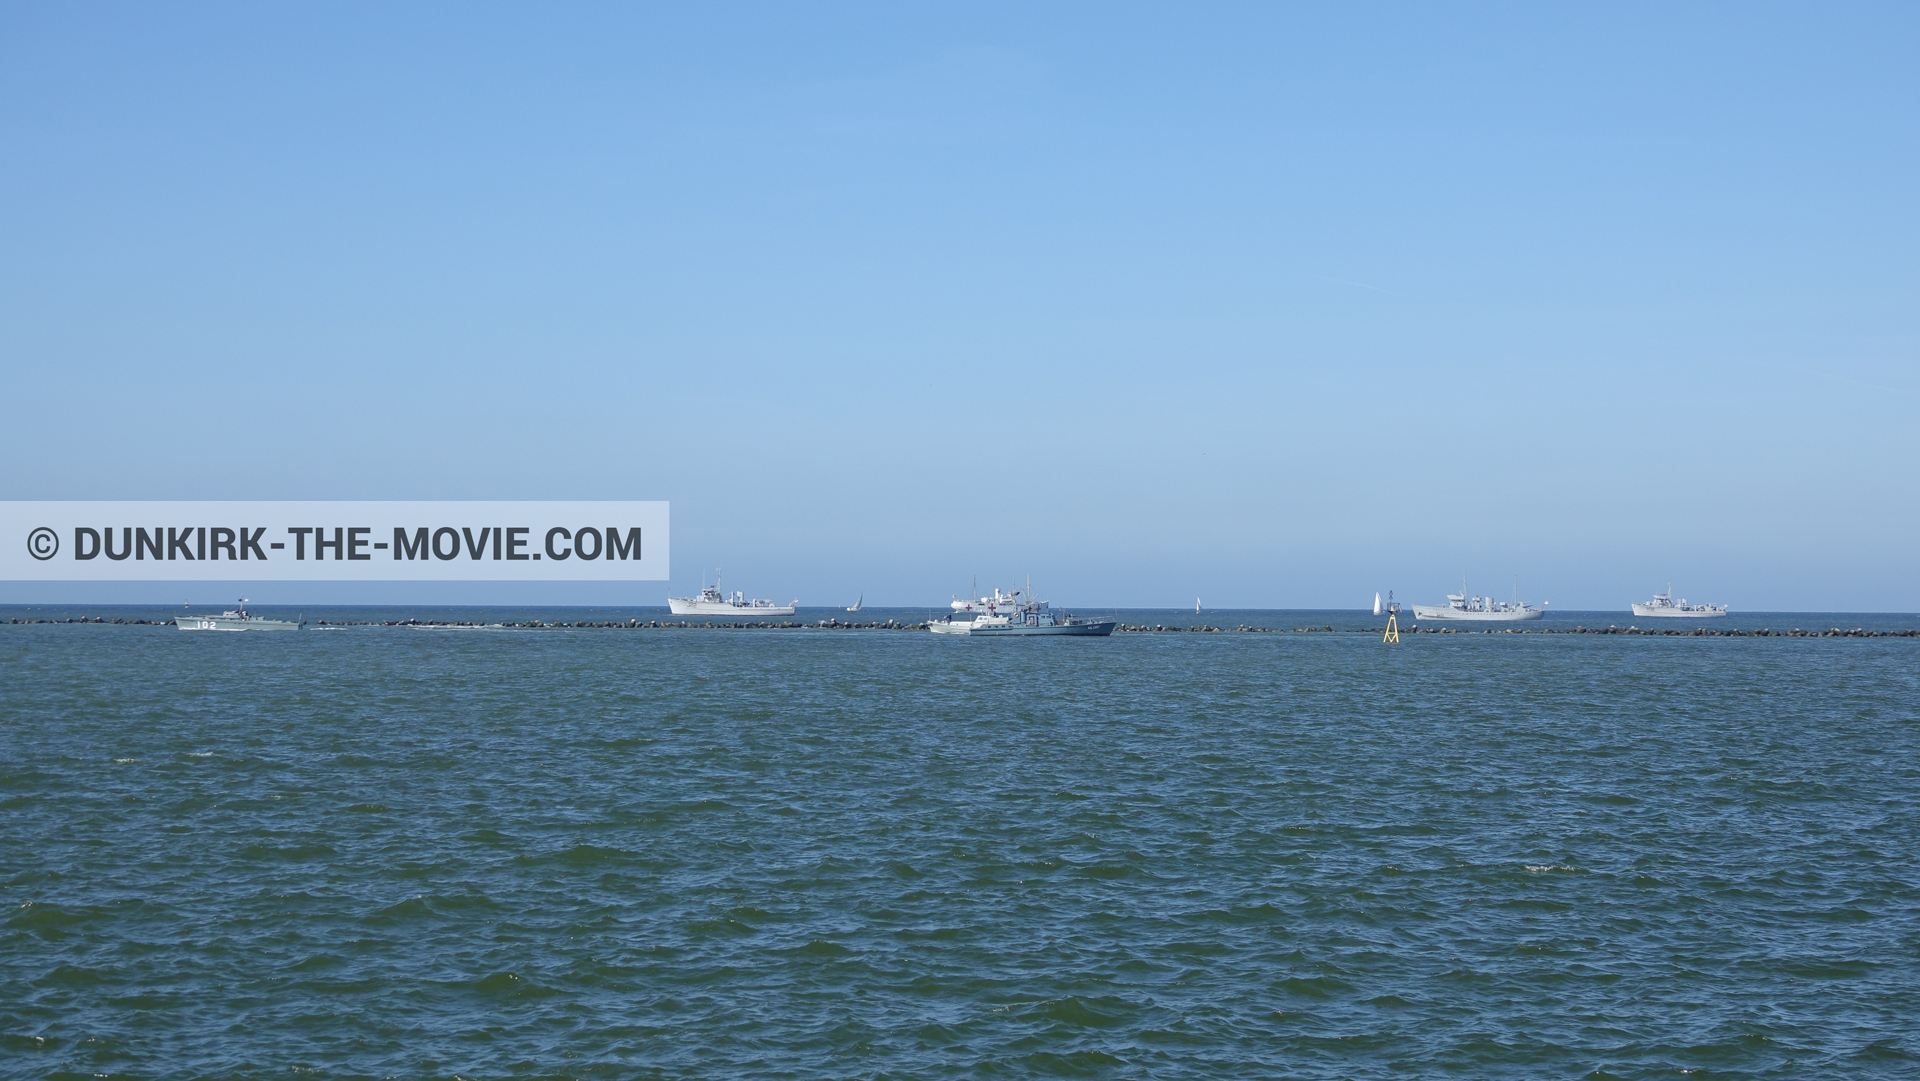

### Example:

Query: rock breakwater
xmin=8 ymin=618 xmax=1916 ymax=638
xmin=8 ymin=616 xmax=173 ymax=625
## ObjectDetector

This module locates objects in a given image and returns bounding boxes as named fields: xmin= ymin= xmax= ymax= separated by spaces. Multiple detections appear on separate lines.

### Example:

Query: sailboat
xmin=846 ymin=593 xmax=863 ymax=613
xmin=1195 ymin=598 xmax=1202 ymax=614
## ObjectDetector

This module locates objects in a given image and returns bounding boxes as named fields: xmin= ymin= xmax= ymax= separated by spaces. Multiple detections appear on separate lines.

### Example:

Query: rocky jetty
xmin=320 ymin=618 xmax=930 ymax=630
xmin=8 ymin=616 xmax=172 ymax=625
xmin=8 ymin=618 xmax=1916 ymax=638
xmin=1405 ymin=624 xmax=1917 ymax=637
xmin=1113 ymin=624 xmax=1337 ymax=633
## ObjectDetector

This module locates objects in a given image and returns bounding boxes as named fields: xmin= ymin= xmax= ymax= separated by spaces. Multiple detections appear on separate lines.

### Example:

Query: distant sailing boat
xmin=1195 ymin=597 xmax=1202 ymax=614
xmin=846 ymin=593 xmax=863 ymax=613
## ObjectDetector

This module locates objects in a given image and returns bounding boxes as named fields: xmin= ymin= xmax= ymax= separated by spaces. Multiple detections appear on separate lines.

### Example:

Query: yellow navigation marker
xmin=1382 ymin=591 xmax=1401 ymax=644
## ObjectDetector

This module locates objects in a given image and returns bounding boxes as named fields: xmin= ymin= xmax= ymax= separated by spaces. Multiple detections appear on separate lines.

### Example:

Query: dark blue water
xmin=4 ymin=608 xmax=1917 ymax=1078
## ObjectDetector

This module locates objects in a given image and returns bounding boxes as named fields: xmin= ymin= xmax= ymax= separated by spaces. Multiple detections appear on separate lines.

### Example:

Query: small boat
xmin=930 ymin=581 xmax=1115 ymax=637
xmin=175 ymin=598 xmax=299 ymax=632
xmin=1195 ymin=597 xmax=1202 ymax=614
xmin=846 ymin=593 xmax=863 ymax=613
xmin=1631 ymin=585 xmax=1728 ymax=618
xmin=668 ymin=569 xmax=797 ymax=616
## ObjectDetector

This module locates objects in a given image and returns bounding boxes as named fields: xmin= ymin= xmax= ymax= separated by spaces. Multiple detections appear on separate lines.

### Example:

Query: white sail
xmin=1373 ymin=592 xmax=1383 ymax=616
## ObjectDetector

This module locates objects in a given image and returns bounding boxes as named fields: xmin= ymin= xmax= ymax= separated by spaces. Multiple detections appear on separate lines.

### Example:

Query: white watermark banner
xmin=0 ymin=501 xmax=668 ymax=580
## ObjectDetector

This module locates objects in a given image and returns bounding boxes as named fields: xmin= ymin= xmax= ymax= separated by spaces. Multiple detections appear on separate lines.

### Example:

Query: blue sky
xmin=3 ymin=3 xmax=1915 ymax=609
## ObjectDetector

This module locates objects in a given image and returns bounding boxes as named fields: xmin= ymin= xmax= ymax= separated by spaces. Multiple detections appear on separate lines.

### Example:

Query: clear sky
xmin=3 ymin=4 xmax=1916 ymax=610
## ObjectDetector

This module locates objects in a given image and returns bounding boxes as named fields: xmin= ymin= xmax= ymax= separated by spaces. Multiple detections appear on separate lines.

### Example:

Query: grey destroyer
xmin=668 ymin=570 xmax=797 ymax=616
xmin=930 ymin=584 xmax=1114 ymax=636
xmin=1410 ymin=577 xmax=1544 ymax=622
xmin=174 ymin=599 xmax=300 ymax=632
xmin=1631 ymin=585 xmax=1728 ymax=618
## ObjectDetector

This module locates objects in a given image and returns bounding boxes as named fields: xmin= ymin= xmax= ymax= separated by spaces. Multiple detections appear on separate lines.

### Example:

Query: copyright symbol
xmin=27 ymin=527 xmax=58 ymax=560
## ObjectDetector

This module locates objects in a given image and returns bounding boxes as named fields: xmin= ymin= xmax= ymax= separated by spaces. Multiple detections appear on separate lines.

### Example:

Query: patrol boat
xmin=1410 ymin=577 xmax=1544 ymax=622
xmin=1632 ymin=585 xmax=1728 ymax=618
xmin=929 ymin=582 xmax=1115 ymax=636
xmin=668 ymin=570 xmax=797 ymax=616
xmin=175 ymin=599 xmax=300 ymax=632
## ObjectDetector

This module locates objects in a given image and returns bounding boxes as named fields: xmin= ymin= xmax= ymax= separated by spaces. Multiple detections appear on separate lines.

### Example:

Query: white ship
xmin=951 ymin=586 xmax=1022 ymax=611
xmin=1410 ymin=577 xmax=1544 ymax=622
xmin=931 ymin=582 xmax=1115 ymax=637
xmin=1631 ymin=585 xmax=1728 ymax=618
xmin=668 ymin=570 xmax=797 ymax=616
xmin=175 ymin=598 xmax=299 ymax=632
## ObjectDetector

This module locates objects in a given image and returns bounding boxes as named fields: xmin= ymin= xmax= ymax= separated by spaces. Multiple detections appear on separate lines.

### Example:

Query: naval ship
xmin=1410 ymin=578 xmax=1544 ymax=622
xmin=1631 ymin=585 xmax=1728 ymax=618
xmin=950 ymin=586 xmax=1023 ymax=611
xmin=174 ymin=599 xmax=300 ymax=632
xmin=930 ymin=583 xmax=1115 ymax=636
xmin=668 ymin=570 xmax=797 ymax=616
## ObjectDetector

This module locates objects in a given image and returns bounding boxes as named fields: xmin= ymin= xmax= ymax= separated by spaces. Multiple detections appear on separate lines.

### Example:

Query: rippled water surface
xmin=4 ymin=608 xmax=1917 ymax=1079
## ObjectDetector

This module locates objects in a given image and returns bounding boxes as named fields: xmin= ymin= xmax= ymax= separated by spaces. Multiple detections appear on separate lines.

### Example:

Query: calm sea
xmin=4 ymin=607 xmax=1917 ymax=1079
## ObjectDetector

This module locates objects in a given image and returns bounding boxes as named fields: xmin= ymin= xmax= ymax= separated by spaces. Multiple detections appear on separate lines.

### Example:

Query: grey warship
xmin=175 ymin=599 xmax=300 ymax=632
xmin=929 ymin=584 xmax=1115 ymax=637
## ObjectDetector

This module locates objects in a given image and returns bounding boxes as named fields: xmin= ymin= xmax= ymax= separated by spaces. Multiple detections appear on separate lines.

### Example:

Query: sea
xmin=3 ymin=605 xmax=1916 ymax=1079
